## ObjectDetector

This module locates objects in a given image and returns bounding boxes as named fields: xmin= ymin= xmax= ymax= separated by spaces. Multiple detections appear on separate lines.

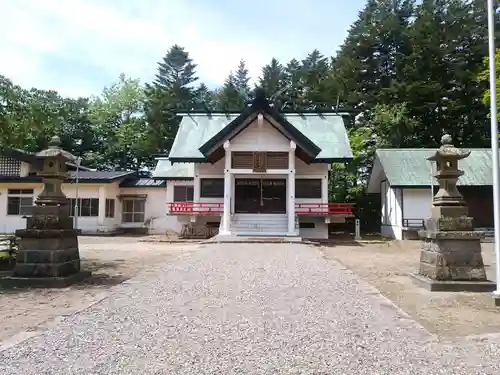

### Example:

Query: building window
xmin=266 ymin=152 xmax=289 ymax=169
xmin=122 ymin=199 xmax=145 ymax=223
xmin=173 ymin=186 xmax=194 ymax=202
xmin=295 ymin=179 xmax=322 ymax=199
xmin=7 ymin=189 xmax=34 ymax=215
xmin=105 ymin=199 xmax=115 ymax=218
xmin=200 ymin=179 xmax=224 ymax=198
xmin=69 ymin=198 xmax=99 ymax=217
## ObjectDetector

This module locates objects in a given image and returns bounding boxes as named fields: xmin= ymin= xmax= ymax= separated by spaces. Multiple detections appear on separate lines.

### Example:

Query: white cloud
xmin=0 ymin=0 xmax=272 ymax=97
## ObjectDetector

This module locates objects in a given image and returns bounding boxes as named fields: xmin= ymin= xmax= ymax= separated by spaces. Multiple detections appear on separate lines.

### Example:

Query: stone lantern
xmin=410 ymin=134 xmax=495 ymax=292
xmin=427 ymin=134 xmax=470 ymax=217
xmin=1 ymin=135 xmax=90 ymax=288
xmin=35 ymin=135 xmax=75 ymax=208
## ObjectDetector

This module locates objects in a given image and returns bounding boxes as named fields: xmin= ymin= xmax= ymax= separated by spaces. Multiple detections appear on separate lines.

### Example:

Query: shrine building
xmin=152 ymin=89 xmax=354 ymax=239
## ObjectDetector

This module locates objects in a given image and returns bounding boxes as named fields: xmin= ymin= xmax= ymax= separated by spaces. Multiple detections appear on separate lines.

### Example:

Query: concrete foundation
xmin=410 ymin=272 xmax=496 ymax=292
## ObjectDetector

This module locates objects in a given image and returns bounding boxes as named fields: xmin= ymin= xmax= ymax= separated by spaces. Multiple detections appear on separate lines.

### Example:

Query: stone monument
xmin=1 ymin=136 xmax=91 ymax=288
xmin=410 ymin=134 xmax=495 ymax=292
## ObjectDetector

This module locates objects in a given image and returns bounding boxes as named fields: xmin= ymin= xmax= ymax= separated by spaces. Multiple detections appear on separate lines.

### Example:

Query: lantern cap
xmin=427 ymin=134 xmax=470 ymax=162
xmin=36 ymin=135 xmax=76 ymax=162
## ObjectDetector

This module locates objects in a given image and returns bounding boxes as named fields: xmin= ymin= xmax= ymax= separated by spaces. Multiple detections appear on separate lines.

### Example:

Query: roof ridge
xmin=377 ymin=147 xmax=492 ymax=151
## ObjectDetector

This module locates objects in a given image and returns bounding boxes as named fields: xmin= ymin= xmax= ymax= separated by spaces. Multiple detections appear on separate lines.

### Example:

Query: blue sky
xmin=0 ymin=0 xmax=366 ymax=98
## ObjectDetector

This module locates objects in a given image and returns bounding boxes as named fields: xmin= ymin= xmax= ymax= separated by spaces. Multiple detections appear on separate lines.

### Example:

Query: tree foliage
xmin=1 ymin=0 xmax=498 ymax=208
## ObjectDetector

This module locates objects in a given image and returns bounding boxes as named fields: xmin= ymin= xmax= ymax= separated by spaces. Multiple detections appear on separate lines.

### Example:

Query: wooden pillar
xmin=221 ymin=141 xmax=231 ymax=235
xmin=288 ymin=141 xmax=296 ymax=235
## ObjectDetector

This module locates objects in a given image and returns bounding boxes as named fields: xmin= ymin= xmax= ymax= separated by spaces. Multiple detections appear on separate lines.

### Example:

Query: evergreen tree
xmin=152 ymin=44 xmax=198 ymax=106
xmin=333 ymin=0 xmax=414 ymax=110
xmin=193 ymin=83 xmax=217 ymax=111
xmin=234 ymin=60 xmax=251 ymax=100
xmin=216 ymin=73 xmax=246 ymax=111
xmin=146 ymin=45 xmax=199 ymax=154
xmin=282 ymin=58 xmax=305 ymax=110
xmin=300 ymin=49 xmax=334 ymax=110
xmin=258 ymin=58 xmax=286 ymax=106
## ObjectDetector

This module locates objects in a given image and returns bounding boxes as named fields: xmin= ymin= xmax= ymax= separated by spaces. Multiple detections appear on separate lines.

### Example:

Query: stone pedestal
xmin=0 ymin=136 xmax=90 ymax=288
xmin=1 ymin=205 xmax=91 ymax=288
xmin=412 ymin=217 xmax=496 ymax=292
xmin=410 ymin=216 xmax=495 ymax=292
xmin=410 ymin=134 xmax=495 ymax=292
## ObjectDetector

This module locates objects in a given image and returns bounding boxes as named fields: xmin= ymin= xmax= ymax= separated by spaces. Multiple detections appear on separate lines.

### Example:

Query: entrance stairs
xmin=230 ymin=213 xmax=289 ymax=236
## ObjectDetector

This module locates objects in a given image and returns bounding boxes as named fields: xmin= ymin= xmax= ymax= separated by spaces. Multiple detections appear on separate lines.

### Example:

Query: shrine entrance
xmin=234 ymin=178 xmax=286 ymax=214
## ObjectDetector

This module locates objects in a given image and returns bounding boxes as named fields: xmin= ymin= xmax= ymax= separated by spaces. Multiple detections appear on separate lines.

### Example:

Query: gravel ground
xmin=1 ymin=243 xmax=499 ymax=374
xmin=0 ymin=236 xmax=198 ymax=342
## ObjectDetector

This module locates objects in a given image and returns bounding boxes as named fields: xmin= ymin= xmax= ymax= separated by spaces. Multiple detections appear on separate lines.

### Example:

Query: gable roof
xmin=151 ymin=158 xmax=194 ymax=180
xmin=367 ymin=148 xmax=495 ymax=193
xmin=198 ymin=93 xmax=321 ymax=160
xmin=168 ymin=93 xmax=353 ymax=163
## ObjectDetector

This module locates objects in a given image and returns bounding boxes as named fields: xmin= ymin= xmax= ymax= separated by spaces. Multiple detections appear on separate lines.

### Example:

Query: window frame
xmin=121 ymin=198 xmax=146 ymax=223
xmin=173 ymin=186 xmax=194 ymax=202
xmin=6 ymin=189 xmax=34 ymax=216
xmin=200 ymin=179 xmax=224 ymax=198
xmin=105 ymin=199 xmax=115 ymax=218
xmin=295 ymin=179 xmax=322 ymax=199
xmin=69 ymin=198 xmax=99 ymax=217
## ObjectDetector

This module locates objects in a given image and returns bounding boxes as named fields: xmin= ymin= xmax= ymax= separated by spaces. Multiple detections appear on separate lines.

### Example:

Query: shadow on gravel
xmin=82 ymin=259 xmax=125 ymax=272
xmin=73 ymin=273 xmax=130 ymax=288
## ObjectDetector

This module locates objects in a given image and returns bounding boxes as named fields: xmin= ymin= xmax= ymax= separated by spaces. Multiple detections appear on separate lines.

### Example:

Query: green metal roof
xmin=152 ymin=159 xmax=194 ymax=180
xmin=168 ymin=113 xmax=353 ymax=162
xmin=376 ymin=148 xmax=494 ymax=186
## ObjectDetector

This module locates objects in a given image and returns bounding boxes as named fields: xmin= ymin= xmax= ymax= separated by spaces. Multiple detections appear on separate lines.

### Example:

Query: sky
xmin=0 ymin=0 xmax=366 ymax=98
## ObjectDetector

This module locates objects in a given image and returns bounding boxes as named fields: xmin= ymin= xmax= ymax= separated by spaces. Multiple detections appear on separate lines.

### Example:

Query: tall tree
xmin=234 ymin=60 xmax=251 ymax=100
xmin=146 ymin=45 xmax=199 ymax=154
xmin=216 ymin=73 xmax=246 ymax=111
xmin=333 ymin=0 xmax=414 ymax=110
xmin=215 ymin=60 xmax=253 ymax=111
xmin=403 ymin=0 xmax=492 ymax=146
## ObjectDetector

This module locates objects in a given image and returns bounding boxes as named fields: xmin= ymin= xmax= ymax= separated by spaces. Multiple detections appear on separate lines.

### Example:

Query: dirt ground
xmin=322 ymin=240 xmax=500 ymax=339
xmin=0 ymin=236 xmax=200 ymax=343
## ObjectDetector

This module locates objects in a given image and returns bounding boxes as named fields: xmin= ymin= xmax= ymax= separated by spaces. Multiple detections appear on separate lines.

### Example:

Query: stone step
xmin=230 ymin=214 xmax=289 ymax=235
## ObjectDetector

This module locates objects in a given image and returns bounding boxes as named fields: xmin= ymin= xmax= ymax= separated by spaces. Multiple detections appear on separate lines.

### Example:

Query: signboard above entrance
xmin=253 ymin=152 xmax=267 ymax=172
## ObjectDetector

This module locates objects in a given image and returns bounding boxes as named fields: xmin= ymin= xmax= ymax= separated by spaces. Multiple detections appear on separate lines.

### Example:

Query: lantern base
xmin=0 ymin=271 xmax=91 ymax=289
xmin=410 ymin=273 xmax=496 ymax=292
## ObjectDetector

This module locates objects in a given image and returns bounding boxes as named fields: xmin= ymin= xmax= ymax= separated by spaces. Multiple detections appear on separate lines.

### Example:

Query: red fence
xmin=295 ymin=203 xmax=354 ymax=215
xmin=169 ymin=202 xmax=354 ymax=216
xmin=168 ymin=202 xmax=224 ymax=215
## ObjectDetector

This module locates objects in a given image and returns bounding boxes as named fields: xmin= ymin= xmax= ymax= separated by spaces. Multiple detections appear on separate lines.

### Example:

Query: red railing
xmin=295 ymin=203 xmax=354 ymax=215
xmin=168 ymin=202 xmax=224 ymax=215
xmin=168 ymin=202 xmax=354 ymax=216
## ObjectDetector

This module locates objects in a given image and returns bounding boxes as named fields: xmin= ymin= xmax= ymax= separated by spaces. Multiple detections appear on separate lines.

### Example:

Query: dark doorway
xmin=234 ymin=178 xmax=286 ymax=213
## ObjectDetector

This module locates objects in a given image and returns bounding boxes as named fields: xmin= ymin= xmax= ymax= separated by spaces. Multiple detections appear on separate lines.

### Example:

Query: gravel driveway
xmin=1 ymin=243 xmax=499 ymax=374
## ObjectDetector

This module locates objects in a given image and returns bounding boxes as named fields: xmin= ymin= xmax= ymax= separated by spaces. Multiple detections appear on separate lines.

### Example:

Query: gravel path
xmin=1 ymin=243 xmax=499 ymax=374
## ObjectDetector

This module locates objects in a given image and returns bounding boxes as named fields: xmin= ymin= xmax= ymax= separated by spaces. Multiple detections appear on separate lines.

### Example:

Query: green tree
xmin=89 ymin=74 xmax=153 ymax=171
xmin=234 ymin=60 xmax=251 ymax=100
xmin=478 ymin=49 xmax=500 ymax=116
xmin=258 ymin=58 xmax=286 ymax=105
xmin=214 ymin=60 xmax=252 ymax=111
xmin=146 ymin=45 xmax=199 ymax=154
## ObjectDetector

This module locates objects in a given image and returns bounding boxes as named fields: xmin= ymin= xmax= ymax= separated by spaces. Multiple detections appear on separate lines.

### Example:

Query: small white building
xmin=0 ymin=148 xmax=170 ymax=235
xmin=152 ymin=91 xmax=355 ymax=239
xmin=367 ymin=148 xmax=495 ymax=239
